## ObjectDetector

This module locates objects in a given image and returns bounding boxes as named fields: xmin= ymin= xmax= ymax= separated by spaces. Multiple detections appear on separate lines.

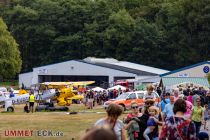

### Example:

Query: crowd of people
xmin=82 ymin=88 xmax=126 ymax=109
xmin=82 ymin=90 xmax=107 ymax=109
xmin=81 ymin=84 xmax=210 ymax=140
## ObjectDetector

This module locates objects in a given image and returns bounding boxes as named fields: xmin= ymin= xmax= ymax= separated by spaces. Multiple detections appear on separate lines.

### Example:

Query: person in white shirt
xmin=145 ymin=84 xmax=156 ymax=100
xmin=95 ymin=104 xmax=126 ymax=140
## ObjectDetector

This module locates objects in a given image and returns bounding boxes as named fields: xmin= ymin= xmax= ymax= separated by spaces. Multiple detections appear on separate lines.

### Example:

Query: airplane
xmin=0 ymin=88 xmax=57 ymax=112
xmin=39 ymin=81 xmax=95 ymax=106
xmin=0 ymin=81 xmax=95 ymax=112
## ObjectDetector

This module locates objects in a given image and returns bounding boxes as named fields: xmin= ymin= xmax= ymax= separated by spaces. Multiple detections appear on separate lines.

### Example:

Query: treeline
xmin=0 ymin=0 xmax=210 ymax=73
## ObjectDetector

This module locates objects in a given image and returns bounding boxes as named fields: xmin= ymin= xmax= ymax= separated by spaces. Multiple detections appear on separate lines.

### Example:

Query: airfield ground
xmin=0 ymin=104 xmax=126 ymax=140
xmin=0 ymin=104 xmax=209 ymax=140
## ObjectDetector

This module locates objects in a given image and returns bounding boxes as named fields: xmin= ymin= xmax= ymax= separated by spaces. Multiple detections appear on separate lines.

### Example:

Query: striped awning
xmin=161 ymin=77 xmax=210 ymax=88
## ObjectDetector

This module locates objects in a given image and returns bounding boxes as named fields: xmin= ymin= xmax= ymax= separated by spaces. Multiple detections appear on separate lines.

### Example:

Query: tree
xmin=104 ymin=9 xmax=135 ymax=59
xmin=0 ymin=17 xmax=22 ymax=79
xmin=1 ymin=0 xmax=209 ymax=72
xmin=207 ymin=73 xmax=210 ymax=83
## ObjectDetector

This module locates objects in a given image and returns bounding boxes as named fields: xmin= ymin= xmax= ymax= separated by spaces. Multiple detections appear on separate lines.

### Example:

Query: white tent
xmin=92 ymin=87 xmax=105 ymax=92
xmin=108 ymin=85 xmax=126 ymax=91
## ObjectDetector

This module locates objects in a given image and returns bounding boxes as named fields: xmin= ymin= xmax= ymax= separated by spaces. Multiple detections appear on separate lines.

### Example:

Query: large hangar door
xmin=38 ymin=75 xmax=109 ymax=88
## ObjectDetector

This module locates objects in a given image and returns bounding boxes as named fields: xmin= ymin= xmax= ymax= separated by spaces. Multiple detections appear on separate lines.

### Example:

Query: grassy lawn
xmin=0 ymin=81 xmax=19 ymax=89
xmin=0 ymin=104 xmax=128 ymax=140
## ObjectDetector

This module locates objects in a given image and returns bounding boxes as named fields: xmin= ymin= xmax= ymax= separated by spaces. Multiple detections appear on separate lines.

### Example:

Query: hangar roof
xmin=110 ymin=61 xmax=169 ymax=75
xmin=83 ymin=57 xmax=169 ymax=75
xmin=160 ymin=61 xmax=210 ymax=77
xmin=80 ymin=60 xmax=157 ymax=76
xmin=26 ymin=57 xmax=169 ymax=76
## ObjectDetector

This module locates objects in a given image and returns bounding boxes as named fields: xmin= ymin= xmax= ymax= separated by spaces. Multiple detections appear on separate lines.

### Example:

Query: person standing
xmin=203 ymin=104 xmax=209 ymax=130
xmin=143 ymin=106 xmax=160 ymax=140
xmin=173 ymin=88 xmax=179 ymax=101
xmin=108 ymin=90 xmax=114 ymax=99
xmin=156 ymin=87 xmax=162 ymax=96
xmin=113 ymin=89 xmax=117 ymax=98
xmin=163 ymin=95 xmax=175 ymax=120
xmin=29 ymin=91 xmax=35 ymax=113
xmin=95 ymin=104 xmax=126 ymax=140
xmin=118 ymin=88 xmax=123 ymax=95
xmin=124 ymin=102 xmax=141 ymax=140
xmin=183 ymin=96 xmax=193 ymax=119
xmin=191 ymin=98 xmax=204 ymax=137
xmin=87 ymin=91 xmax=94 ymax=109
xmin=187 ymin=90 xmax=194 ymax=104
xmin=145 ymin=84 xmax=155 ymax=100
xmin=9 ymin=88 xmax=15 ymax=98
xmin=159 ymin=93 xmax=170 ymax=119
xmin=192 ymin=91 xmax=200 ymax=106
xmin=159 ymin=99 xmax=196 ymax=140
xmin=124 ymin=102 xmax=142 ymax=121
xmin=207 ymin=91 xmax=210 ymax=109
xmin=136 ymin=100 xmax=159 ymax=140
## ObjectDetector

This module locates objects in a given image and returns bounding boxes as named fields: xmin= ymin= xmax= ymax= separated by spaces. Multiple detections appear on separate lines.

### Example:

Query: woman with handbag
xmin=159 ymin=99 xmax=197 ymax=140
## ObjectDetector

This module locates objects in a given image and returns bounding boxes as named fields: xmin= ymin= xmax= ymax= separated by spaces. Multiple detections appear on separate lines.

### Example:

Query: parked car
xmin=103 ymin=91 xmax=160 ymax=111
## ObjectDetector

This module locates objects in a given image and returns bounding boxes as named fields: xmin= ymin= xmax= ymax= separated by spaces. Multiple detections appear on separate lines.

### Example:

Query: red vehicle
xmin=115 ymin=80 xmax=134 ymax=91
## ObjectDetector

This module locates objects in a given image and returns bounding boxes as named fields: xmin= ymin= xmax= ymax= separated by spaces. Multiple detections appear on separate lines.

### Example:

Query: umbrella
xmin=108 ymin=85 xmax=126 ymax=91
xmin=92 ymin=87 xmax=105 ymax=92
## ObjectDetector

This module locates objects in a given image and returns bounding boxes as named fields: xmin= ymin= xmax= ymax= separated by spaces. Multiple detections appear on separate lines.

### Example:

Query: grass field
xmin=0 ymin=104 xmax=127 ymax=140
xmin=0 ymin=81 xmax=18 ymax=89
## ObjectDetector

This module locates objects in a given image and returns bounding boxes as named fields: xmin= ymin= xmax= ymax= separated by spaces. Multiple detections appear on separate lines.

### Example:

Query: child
xmin=24 ymin=103 xmax=29 ymax=113
xmin=143 ymin=106 xmax=159 ymax=140
xmin=204 ymin=104 xmax=209 ymax=130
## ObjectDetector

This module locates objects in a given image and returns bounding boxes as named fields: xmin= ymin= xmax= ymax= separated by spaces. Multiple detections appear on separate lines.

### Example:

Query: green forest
xmin=0 ymin=0 xmax=210 ymax=76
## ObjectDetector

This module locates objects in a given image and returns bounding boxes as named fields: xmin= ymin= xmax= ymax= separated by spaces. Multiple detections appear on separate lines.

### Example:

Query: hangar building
xmin=19 ymin=57 xmax=169 ymax=88
xmin=160 ymin=61 xmax=210 ymax=78
xmin=160 ymin=61 xmax=210 ymax=89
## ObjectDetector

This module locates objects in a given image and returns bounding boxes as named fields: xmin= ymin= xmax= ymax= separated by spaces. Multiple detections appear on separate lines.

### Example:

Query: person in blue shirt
xmin=160 ymin=93 xmax=170 ymax=112
xmin=163 ymin=94 xmax=175 ymax=120
xmin=143 ymin=106 xmax=160 ymax=140
xmin=9 ymin=89 xmax=15 ymax=98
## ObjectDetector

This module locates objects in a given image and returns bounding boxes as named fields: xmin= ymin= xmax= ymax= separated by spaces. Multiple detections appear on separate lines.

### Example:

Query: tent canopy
xmin=108 ymin=85 xmax=126 ymax=91
xmin=92 ymin=87 xmax=105 ymax=92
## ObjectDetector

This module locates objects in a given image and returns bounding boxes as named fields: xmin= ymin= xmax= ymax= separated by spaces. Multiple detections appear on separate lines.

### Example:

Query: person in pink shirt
xmin=187 ymin=91 xmax=193 ymax=104
xmin=183 ymin=96 xmax=193 ymax=119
